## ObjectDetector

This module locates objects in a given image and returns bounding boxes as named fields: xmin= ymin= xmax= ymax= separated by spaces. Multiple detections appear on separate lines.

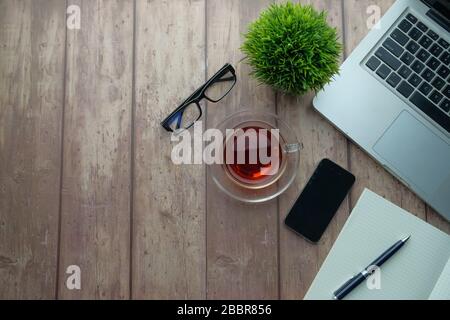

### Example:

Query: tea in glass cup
xmin=223 ymin=121 xmax=287 ymax=189
xmin=209 ymin=110 xmax=301 ymax=203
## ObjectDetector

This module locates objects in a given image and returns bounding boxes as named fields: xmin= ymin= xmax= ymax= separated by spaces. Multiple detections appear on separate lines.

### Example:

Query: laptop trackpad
xmin=373 ymin=111 xmax=450 ymax=196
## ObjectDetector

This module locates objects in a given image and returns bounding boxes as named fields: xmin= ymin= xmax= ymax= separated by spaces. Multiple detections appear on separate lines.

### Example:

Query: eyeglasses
xmin=161 ymin=63 xmax=237 ymax=132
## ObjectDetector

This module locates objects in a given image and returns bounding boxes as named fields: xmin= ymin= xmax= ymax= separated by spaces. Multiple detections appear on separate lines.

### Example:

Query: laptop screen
xmin=433 ymin=0 xmax=450 ymax=19
xmin=423 ymin=0 xmax=450 ymax=20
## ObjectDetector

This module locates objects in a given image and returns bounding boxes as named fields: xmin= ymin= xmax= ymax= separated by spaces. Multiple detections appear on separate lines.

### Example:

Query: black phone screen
xmin=284 ymin=159 xmax=355 ymax=243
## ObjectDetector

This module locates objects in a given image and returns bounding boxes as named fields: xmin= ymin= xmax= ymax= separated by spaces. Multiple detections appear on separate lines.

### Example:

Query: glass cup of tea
xmin=209 ymin=110 xmax=301 ymax=203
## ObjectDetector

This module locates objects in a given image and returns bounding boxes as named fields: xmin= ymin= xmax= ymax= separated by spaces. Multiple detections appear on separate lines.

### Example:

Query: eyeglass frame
xmin=161 ymin=63 xmax=237 ymax=132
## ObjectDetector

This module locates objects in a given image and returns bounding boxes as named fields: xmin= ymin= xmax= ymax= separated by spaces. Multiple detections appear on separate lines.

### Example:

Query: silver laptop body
xmin=314 ymin=0 xmax=450 ymax=220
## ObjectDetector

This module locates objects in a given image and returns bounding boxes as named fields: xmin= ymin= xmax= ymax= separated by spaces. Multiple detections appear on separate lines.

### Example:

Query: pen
xmin=333 ymin=235 xmax=411 ymax=300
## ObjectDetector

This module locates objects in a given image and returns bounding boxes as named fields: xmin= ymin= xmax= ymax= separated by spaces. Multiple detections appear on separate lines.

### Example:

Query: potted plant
xmin=241 ymin=2 xmax=342 ymax=96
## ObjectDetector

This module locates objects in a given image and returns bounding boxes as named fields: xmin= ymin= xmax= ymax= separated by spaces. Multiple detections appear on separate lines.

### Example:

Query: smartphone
xmin=284 ymin=159 xmax=355 ymax=243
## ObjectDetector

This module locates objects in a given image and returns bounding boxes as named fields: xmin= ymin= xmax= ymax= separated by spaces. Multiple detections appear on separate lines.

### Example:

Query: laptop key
xmin=430 ymin=90 xmax=443 ymax=104
xmin=443 ymin=85 xmax=450 ymax=99
xmin=408 ymin=27 xmax=423 ymax=41
xmin=375 ymin=47 xmax=401 ymax=70
xmin=430 ymin=44 xmax=443 ymax=57
xmin=383 ymin=38 xmax=404 ymax=57
xmin=398 ymin=65 xmax=412 ymax=79
xmin=408 ymin=73 xmax=422 ymax=86
xmin=421 ymin=68 xmax=435 ymax=82
xmin=431 ymin=77 xmax=445 ymax=91
xmin=438 ymin=38 xmax=449 ymax=49
xmin=437 ymin=65 xmax=450 ymax=79
xmin=398 ymin=19 xmax=413 ymax=33
xmin=419 ymin=82 xmax=433 ymax=96
xmin=439 ymin=52 xmax=450 ymax=64
xmin=427 ymin=29 xmax=439 ymax=40
xmin=419 ymin=35 xmax=432 ymax=49
xmin=406 ymin=41 xmax=420 ymax=54
xmin=416 ymin=48 xmax=430 ymax=62
xmin=410 ymin=92 xmax=450 ymax=134
xmin=397 ymin=81 xmax=414 ymax=98
xmin=387 ymin=73 xmax=401 ymax=88
xmin=406 ymin=13 xmax=418 ymax=23
xmin=411 ymin=60 xmax=425 ymax=73
xmin=400 ymin=52 xmax=414 ymax=65
xmin=440 ymin=99 xmax=450 ymax=113
xmin=417 ymin=22 xmax=428 ymax=32
xmin=391 ymin=29 xmax=409 ymax=46
xmin=366 ymin=56 xmax=381 ymax=71
xmin=376 ymin=64 xmax=391 ymax=79
xmin=426 ymin=57 xmax=440 ymax=70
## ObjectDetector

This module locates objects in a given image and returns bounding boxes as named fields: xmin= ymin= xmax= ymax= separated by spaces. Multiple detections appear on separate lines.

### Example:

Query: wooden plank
xmin=277 ymin=0 xmax=348 ymax=299
xmin=206 ymin=0 xmax=279 ymax=299
xmin=0 ymin=0 xmax=65 ymax=299
xmin=344 ymin=0 xmax=428 ymax=221
xmin=132 ymin=0 xmax=206 ymax=299
xmin=58 ymin=0 xmax=133 ymax=299
xmin=427 ymin=208 xmax=450 ymax=234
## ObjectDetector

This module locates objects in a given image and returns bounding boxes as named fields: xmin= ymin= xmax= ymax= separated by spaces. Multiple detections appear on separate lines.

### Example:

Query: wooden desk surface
xmin=0 ymin=0 xmax=448 ymax=299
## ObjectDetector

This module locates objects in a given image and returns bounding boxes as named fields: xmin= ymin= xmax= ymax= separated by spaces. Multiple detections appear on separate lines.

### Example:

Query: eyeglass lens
xmin=204 ymin=70 xmax=235 ymax=102
xmin=166 ymin=102 xmax=201 ymax=131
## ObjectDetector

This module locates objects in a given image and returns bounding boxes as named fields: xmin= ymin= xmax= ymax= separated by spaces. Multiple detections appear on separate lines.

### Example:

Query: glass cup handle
xmin=283 ymin=142 xmax=303 ymax=154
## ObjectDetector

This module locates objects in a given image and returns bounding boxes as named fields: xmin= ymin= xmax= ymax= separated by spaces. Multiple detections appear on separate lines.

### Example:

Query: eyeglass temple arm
xmin=215 ymin=76 xmax=235 ymax=82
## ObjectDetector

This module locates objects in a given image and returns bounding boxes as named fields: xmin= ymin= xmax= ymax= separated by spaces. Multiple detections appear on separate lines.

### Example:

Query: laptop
xmin=313 ymin=0 xmax=450 ymax=220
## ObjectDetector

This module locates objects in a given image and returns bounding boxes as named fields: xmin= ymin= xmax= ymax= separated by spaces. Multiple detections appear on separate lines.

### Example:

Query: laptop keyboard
xmin=364 ymin=13 xmax=450 ymax=134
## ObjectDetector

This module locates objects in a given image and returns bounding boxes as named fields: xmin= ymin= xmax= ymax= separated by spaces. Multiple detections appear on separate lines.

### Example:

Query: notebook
xmin=305 ymin=189 xmax=450 ymax=300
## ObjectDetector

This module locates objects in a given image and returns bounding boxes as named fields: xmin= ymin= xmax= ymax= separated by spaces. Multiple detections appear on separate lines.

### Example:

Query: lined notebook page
xmin=305 ymin=189 xmax=450 ymax=300
xmin=429 ymin=258 xmax=450 ymax=300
